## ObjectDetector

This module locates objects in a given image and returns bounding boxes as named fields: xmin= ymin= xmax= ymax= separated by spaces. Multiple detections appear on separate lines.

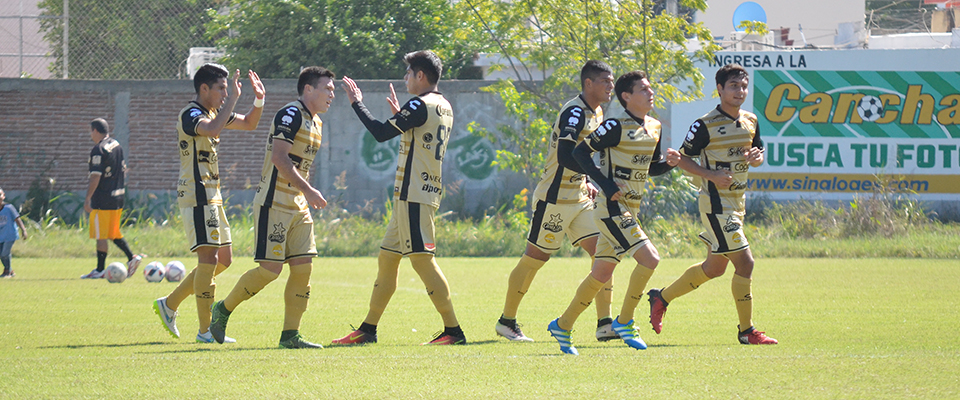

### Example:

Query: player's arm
xmin=14 ymin=214 xmax=26 ymax=239
xmin=573 ymin=119 xmax=622 ymax=199
xmin=84 ymin=148 xmax=104 ymax=214
xmin=270 ymin=140 xmax=326 ymax=209
xmin=647 ymin=133 xmax=677 ymax=177
xmin=555 ymin=106 xmax=589 ymax=174
xmin=341 ymin=76 xmax=410 ymax=142
xmin=676 ymin=119 xmax=733 ymax=187
xmin=223 ymin=71 xmax=266 ymax=131
xmin=195 ymin=69 xmax=242 ymax=137
xmin=744 ymin=123 xmax=764 ymax=167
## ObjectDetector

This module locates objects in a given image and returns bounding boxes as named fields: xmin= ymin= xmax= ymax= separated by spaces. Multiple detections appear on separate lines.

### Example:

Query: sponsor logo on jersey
xmin=544 ymin=233 xmax=556 ymax=244
xmin=542 ymin=213 xmax=563 ymax=233
xmin=632 ymin=154 xmax=651 ymax=165
xmin=210 ymin=229 xmax=220 ymax=241
xmin=631 ymin=226 xmax=643 ymax=238
xmin=281 ymin=115 xmax=294 ymax=125
xmin=179 ymin=140 xmax=188 ymax=150
xmin=272 ymin=244 xmax=283 ymax=257
xmin=422 ymin=184 xmax=442 ymax=194
xmin=634 ymin=171 xmax=647 ymax=181
xmin=206 ymin=209 xmax=220 ymax=228
xmin=624 ymin=190 xmax=643 ymax=200
xmin=423 ymin=133 xmax=433 ymax=143
xmin=728 ymin=146 xmax=746 ymax=157
xmin=421 ymin=172 xmax=441 ymax=183
xmin=91 ymin=155 xmax=101 ymax=166
xmin=734 ymin=162 xmax=749 ymax=172
xmin=425 ymin=243 xmax=436 ymax=251
xmin=723 ymin=215 xmax=741 ymax=233
xmin=619 ymin=216 xmax=636 ymax=229
xmin=729 ymin=181 xmax=748 ymax=191
xmin=614 ymin=166 xmax=632 ymax=180
xmin=190 ymin=109 xmax=202 ymax=118
xmin=435 ymin=105 xmax=453 ymax=117
xmin=269 ymin=222 xmax=286 ymax=243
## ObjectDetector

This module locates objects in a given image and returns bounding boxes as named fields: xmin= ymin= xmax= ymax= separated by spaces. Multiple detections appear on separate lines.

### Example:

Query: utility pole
xmin=63 ymin=0 xmax=69 ymax=78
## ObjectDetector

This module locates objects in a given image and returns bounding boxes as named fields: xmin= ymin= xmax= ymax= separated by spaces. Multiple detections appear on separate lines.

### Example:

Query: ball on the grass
xmin=143 ymin=261 xmax=166 ymax=283
xmin=105 ymin=262 xmax=127 ymax=283
xmin=165 ymin=261 xmax=186 ymax=282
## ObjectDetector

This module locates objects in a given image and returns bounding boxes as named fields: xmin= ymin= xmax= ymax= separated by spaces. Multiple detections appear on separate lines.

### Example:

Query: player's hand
xmin=229 ymin=69 xmax=242 ymax=100
xmin=83 ymin=198 xmax=92 ymax=214
xmin=744 ymin=147 xmax=764 ymax=167
xmin=665 ymin=148 xmax=681 ymax=166
xmin=709 ymin=169 xmax=734 ymax=187
xmin=387 ymin=83 xmax=401 ymax=114
xmin=249 ymin=70 xmax=265 ymax=99
xmin=304 ymin=188 xmax=327 ymax=209
xmin=341 ymin=76 xmax=363 ymax=104
xmin=585 ymin=179 xmax=599 ymax=201
xmin=608 ymin=182 xmax=627 ymax=201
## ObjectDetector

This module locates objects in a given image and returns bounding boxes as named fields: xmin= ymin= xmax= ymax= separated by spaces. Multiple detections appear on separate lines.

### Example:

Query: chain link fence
xmin=1 ymin=0 xmax=219 ymax=79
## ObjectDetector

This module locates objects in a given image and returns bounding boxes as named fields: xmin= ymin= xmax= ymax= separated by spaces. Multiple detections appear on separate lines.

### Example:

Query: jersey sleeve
xmin=181 ymin=107 xmax=206 ymax=137
xmin=88 ymin=146 xmax=105 ymax=175
xmin=647 ymin=134 xmax=675 ymax=177
xmin=752 ymin=121 xmax=764 ymax=150
xmin=556 ymin=105 xmax=587 ymax=143
xmin=272 ymin=105 xmax=303 ymax=144
xmin=680 ymin=119 xmax=710 ymax=157
xmin=583 ymin=119 xmax=623 ymax=152
xmin=387 ymin=97 xmax=429 ymax=133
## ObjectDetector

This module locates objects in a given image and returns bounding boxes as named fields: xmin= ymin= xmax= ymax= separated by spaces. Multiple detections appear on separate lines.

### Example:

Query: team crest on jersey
xmin=206 ymin=209 xmax=219 ymax=228
xmin=723 ymin=215 xmax=741 ymax=233
xmin=269 ymin=223 xmax=286 ymax=243
xmin=179 ymin=140 xmax=188 ymax=150
xmin=542 ymin=213 xmax=563 ymax=233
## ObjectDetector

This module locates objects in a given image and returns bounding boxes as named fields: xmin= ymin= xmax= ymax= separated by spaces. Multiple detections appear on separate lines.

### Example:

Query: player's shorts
xmin=594 ymin=212 xmax=650 ymax=262
xmin=181 ymin=205 xmax=232 ymax=251
xmin=381 ymin=200 xmax=437 ymax=256
xmin=254 ymin=206 xmax=317 ymax=263
xmin=698 ymin=211 xmax=749 ymax=255
xmin=526 ymin=199 xmax=599 ymax=253
xmin=89 ymin=209 xmax=123 ymax=240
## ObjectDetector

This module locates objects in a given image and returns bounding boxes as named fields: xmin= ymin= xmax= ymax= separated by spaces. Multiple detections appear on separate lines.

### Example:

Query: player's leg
xmin=549 ymin=262 xmax=607 ymax=355
xmin=277 ymin=210 xmax=321 ymax=349
xmin=0 ymin=241 xmax=12 ymax=276
xmin=497 ymin=243 xmax=548 ymax=342
xmin=727 ymin=247 xmax=776 ymax=344
xmin=577 ymin=235 xmax=616 ymax=341
xmin=619 ymin=241 xmax=659 ymax=324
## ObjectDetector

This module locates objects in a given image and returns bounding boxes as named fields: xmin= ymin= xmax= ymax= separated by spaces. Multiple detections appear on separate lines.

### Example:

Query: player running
xmin=647 ymin=63 xmax=778 ymax=345
xmin=547 ymin=71 xmax=678 ymax=355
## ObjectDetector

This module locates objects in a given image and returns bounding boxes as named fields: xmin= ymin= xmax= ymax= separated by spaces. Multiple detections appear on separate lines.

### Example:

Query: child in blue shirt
xmin=0 ymin=188 xmax=28 ymax=278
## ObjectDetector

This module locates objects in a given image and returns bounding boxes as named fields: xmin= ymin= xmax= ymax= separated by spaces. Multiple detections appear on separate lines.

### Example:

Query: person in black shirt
xmin=81 ymin=118 xmax=144 ymax=279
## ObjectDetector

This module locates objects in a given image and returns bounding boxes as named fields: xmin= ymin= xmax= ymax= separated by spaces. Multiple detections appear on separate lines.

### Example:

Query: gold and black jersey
xmin=253 ymin=100 xmax=323 ymax=212
xmin=88 ymin=137 xmax=126 ymax=210
xmin=532 ymin=95 xmax=604 ymax=205
xmin=389 ymin=92 xmax=453 ymax=209
xmin=681 ymin=106 xmax=763 ymax=214
xmin=176 ymin=101 xmax=236 ymax=208
xmin=583 ymin=111 xmax=664 ymax=217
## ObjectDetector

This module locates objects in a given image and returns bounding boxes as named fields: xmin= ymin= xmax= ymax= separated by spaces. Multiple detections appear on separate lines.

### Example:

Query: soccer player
xmin=332 ymin=50 xmax=466 ymax=346
xmin=0 ymin=187 xmax=27 ymax=278
xmin=495 ymin=60 xmax=617 ymax=342
xmin=153 ymin=64 xmax=264 ymax=343
xmin=208 ymin=66 xmax=334 ymax=349
xmin=546 ymin=71 xmax=678 ymax=355
xmin=81 ymin=118 xmax=145 ymax=280
xmin=647 ymin=63 xmax=778 ymax=345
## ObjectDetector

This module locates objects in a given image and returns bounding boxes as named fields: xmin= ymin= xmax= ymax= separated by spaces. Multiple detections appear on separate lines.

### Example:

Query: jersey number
xmin=434 ymin=125 xmax=449 ymax=161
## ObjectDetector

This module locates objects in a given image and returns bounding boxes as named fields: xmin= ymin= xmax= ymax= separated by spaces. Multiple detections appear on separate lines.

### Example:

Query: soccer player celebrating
xmin=153 ymin=64 xmax=264 ymax=343
xmin=208 ymin=67 xmax=334 ymax=349
xmin=333 ymin=50 xmax=466 ymax=345
xmin=546 ymin=71 xmax=678 ymax=355
xmin=495 ymin=60 xmax=618 ymax=342
xmin=81 ymin=118 xmax=145 ymax=280
xmin=647 ymin=63 xmax=777 ymax=345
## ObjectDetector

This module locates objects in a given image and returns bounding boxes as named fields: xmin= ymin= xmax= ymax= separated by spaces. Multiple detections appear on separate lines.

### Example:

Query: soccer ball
xmin=105 ymin=262 xmax=128 ymax=283
xmin=165 ymin=261 xmax=186 ymax=282
xmin=857 ymin=95 xmax=884 ymax=122
xmin=143 ymin=261 xmax=166 ymax=283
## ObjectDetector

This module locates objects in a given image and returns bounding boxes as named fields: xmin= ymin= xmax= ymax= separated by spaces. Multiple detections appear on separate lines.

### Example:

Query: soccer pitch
xmin=1 ymin=257 xmax=957 ymax=399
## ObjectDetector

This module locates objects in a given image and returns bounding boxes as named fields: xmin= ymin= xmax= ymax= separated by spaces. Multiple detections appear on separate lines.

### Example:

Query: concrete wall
xmin=0 ymin=78 xmax=526 ymax=216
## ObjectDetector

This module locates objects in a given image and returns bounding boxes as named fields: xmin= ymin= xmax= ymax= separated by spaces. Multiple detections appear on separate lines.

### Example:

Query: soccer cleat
xmin=331 ymin=328 xmax=378 ymax=345
xmin=80 ymin=269 xmax=105 ymax=279
xmin=595 ymin=322 xmax=619 ymax=342
xmin=196 ymin=330 xmax=235 ymax=344
xmin=153 ymin=297 xmax=180 ymax=338
xmin=208 ymin=300 xmax=230 ymax=344
xmin=738 ymin=326 xmax=778 ymax=345
xmin=648 ymin=288 xmax=668 ymax=334
xmin=423 ymin=332 xmax=467 ymax=345
xmin=126 ymin=254 xmax=144 ymax=278
xmin=611 ymin=317 xmax=647 ymax=350
xmin=547 ymin=318 xmax=578 ymax=355
xmin=279 ymin=334 xmax=323 ymax=349
xmin=496 ymin=320 xmax=534 ymax=342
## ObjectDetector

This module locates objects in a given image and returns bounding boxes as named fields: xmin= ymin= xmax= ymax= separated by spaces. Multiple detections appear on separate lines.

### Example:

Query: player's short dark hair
xmin=298 ymin=66 xmax=336 ymax=96
xmin=716 ymin=63 xmax=749 ymax=88
xmin=91 ymin=118 xmax=109 ymax=135
xmin=404 ymin=50 xmax=443 ymax=85
xmin=193 ymin=63 xmax=229 ymax=94
xmin=614 ymin=71 xmax=649 ymax=108
xmin=580 ymin=60 xmax=613 ymax=89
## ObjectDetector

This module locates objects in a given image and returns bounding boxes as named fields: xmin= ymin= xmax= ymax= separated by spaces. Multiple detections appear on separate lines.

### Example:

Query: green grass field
xmin=1 ymin=257 xmax=958 ymax=399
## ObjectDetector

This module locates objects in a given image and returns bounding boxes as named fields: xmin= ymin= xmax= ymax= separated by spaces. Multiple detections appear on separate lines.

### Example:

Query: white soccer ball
xmin=857 ymin=95 xmax=884 ymax=122
xmin=165 ymin=261 xmax=186 ymax=282
xmin=143 ymin=261 xmax=166 ymax=283
xmin=105 ymin=262 xmax=128 ymax=283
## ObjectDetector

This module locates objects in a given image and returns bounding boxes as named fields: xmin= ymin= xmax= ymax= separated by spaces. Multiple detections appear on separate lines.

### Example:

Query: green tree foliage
xmin=206 ymin=0 xmax=476 ymax=79
xmin=456 ymin=0 xmax=719 ymax=186
xmin=38 ymin=0 xmax=218 ymax=79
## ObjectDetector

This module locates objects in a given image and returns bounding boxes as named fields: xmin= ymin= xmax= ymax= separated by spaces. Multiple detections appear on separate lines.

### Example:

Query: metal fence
xmin=1 ymin=0 xmax=217 ymax=79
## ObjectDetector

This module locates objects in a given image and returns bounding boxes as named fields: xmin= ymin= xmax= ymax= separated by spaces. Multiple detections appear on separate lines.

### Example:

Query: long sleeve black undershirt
xmin=351 ymin=101 xmax=403 ymax=143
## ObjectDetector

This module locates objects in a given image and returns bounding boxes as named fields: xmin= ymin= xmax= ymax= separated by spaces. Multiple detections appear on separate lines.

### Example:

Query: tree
xmin=205 ymin=0 xmax=477 ymax=79
xmin=38 ymin=0 xmax=219 ymax=79
xmin=455 ymin=0 xmax=719 ymax=186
